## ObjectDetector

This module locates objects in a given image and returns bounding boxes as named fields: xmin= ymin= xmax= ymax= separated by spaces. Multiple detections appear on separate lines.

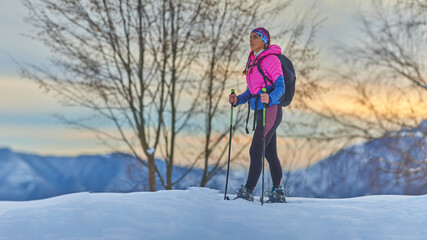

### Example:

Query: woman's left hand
xmin=260 ymin=93 xmax=269 ymax=104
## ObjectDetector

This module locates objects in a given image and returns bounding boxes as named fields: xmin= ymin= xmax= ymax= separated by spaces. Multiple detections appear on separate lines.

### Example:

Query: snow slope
xmin=0 ymin=187 xmax=426 ymax=240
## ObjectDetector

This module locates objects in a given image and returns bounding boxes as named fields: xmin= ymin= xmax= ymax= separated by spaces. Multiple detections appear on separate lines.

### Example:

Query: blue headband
xmin=251 ymin=28 xmax=270 ymax=45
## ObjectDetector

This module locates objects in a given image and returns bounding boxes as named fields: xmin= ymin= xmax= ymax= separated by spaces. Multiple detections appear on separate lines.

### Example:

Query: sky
xmin=0 ymin=0 xmax=381 ymax=156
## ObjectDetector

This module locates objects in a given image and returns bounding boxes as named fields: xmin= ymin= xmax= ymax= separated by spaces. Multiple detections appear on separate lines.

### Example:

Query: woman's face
xmin=250 ymin=32 xmax=265 ymax=52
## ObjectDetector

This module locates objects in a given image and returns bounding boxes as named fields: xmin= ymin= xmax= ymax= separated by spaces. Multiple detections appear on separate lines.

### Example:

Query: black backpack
xmin=256 ymin=54 xmax=296 ymax=107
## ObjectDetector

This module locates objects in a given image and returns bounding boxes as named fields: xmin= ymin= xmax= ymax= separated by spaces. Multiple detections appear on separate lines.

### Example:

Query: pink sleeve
xmin=261 ymin=55 xmax=283 ymax=84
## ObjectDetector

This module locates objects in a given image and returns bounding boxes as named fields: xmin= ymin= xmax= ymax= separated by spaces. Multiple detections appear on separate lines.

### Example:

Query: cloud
xmin=0 ymin=75 xmax=62 ymax=112
xmin=0 ymin=125 xmax=111 ymax=156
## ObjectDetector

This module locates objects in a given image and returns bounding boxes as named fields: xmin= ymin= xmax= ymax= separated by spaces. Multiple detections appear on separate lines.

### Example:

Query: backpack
xmin=256 ymin=54 xmax=296 ymax=107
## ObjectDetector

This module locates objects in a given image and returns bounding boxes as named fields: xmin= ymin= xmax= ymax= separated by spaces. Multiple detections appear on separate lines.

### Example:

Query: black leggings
xmin=245 ymin=104 xmax=283 ymax=190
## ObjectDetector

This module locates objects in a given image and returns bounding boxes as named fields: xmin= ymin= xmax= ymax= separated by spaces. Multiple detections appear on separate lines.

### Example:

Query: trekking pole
xmin=261 ymin=88 xmax=267 ymax=205
xmin=224 ymin=89 xmax=235 ymax=200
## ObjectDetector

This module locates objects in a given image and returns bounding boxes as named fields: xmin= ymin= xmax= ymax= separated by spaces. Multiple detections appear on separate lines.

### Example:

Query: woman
xmin=228 ymin=27 xmax=286 ymax=203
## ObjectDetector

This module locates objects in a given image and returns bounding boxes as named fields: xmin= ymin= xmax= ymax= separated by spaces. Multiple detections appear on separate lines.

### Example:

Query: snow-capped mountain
xmin=0 ymin=120 xmax=426 ymax=201
xmin=287 ymin=120 xmax=427 ymax=197
xmin=0 ymin=147 xmax=247 ymax=201
xmin=0 ymin=148 xmax=145 ymax=200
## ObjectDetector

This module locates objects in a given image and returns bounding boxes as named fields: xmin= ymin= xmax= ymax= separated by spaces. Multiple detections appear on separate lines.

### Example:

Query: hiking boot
xmin=265 ymin=185 xmax=286 ymax=203
xmin=234 ymin=185 xmax=254 ymax=202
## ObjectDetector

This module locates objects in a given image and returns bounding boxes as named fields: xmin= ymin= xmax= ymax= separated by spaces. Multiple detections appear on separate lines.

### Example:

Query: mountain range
xmin=286 ymin=120 xmax=427 ymax=197
xmin=1 ymin=120 xmax=426 ymax=201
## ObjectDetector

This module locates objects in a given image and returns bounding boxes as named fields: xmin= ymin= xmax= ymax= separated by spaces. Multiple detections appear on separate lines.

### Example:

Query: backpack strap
xmin=245 ymin=94 xmax=259 ymax=134
xmin=245 ymin=101 xmax=251 ymax=134
xmin=256 ymin=55 xmax=275 ymax=88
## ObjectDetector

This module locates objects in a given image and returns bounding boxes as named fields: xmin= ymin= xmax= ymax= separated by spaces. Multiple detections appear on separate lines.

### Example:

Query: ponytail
xmin=242 ymin=52 xmax=253 ymax=75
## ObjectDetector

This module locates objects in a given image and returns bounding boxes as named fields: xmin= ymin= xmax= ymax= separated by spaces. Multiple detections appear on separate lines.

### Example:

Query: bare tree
xmin=193 ymin=0 xmax=329 ymax=187
xmin=296 ymin=0 xmax=427 ymax=176
xmin=20 ymin=0 xmax=208 ymax=191
xmin=19 ymin=0 xmax=328 ymax=191
xmin=145 ymin=0 xmax=205 ymax=190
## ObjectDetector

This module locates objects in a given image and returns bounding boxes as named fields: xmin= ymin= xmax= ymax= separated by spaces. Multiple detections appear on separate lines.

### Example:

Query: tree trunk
xmin=147 ymin=154 xmax=156 ymax=191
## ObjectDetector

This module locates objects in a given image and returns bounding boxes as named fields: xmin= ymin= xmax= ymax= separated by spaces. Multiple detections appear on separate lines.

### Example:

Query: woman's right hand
xmin=229 ymin=93 xmax=237 ymax=105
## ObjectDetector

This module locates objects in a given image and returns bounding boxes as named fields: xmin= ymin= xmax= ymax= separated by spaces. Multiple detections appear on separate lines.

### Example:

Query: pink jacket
xmin=246 ymin=45 xmax=283 ymax=95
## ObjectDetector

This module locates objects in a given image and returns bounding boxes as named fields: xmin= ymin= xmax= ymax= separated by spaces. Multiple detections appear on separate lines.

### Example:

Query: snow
xmin=147 ymin=147 xmax=155 ymax=155
xmin=0 ymin=187 xmax=426 ymax=240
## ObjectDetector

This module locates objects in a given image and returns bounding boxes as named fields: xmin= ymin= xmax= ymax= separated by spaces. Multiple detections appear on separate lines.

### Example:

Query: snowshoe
xmin=265 ymin=185 xmax=286 ymax=203
xmin=234 ymin=185 xmax=254 ymax=202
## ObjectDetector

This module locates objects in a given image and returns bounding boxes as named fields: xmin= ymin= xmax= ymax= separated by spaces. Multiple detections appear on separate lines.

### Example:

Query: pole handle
xmin=262 ymin=88 xmax=266 ymax=127
xmin=229 ymin=89 xmax=235 ymax=124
